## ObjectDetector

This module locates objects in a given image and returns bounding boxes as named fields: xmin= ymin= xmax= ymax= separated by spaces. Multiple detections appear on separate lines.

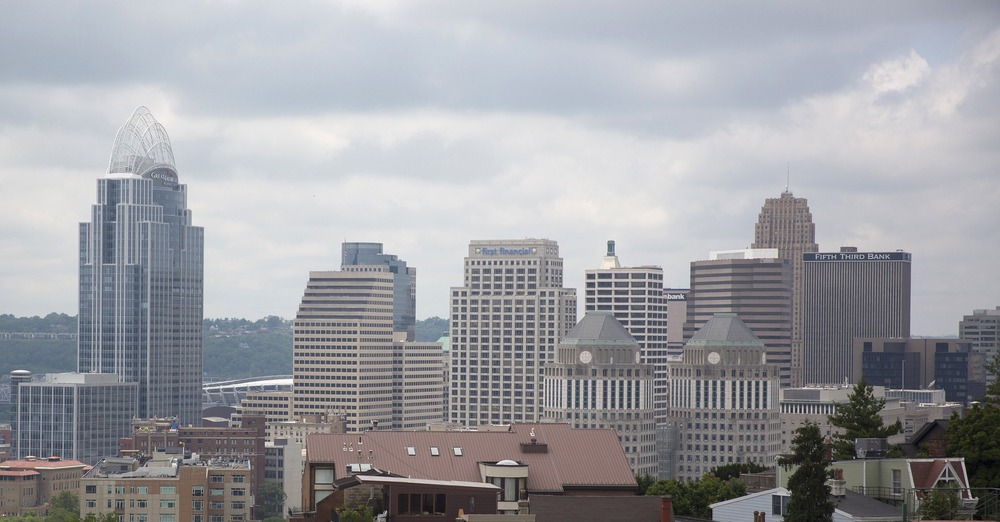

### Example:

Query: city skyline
xmin=1 ymin=3 xmax=999 ymax=336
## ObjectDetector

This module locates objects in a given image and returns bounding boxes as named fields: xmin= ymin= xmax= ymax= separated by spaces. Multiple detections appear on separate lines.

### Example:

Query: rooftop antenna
xmin=785 ymin=163 xmax=790 ymax=194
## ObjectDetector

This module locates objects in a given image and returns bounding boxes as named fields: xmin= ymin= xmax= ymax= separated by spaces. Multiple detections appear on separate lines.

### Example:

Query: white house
xmin=711 ymin=487 xmax=903 ymax=522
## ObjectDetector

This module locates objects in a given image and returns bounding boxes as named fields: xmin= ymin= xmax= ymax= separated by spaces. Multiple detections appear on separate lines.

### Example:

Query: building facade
xmin=0 ymin=457 xmax=87 ymax=516
xmin=81 ymin=454 xmax=253 ymax=522
xmin=11 ymin=372 xmax=136 ymax=465
xmin=683 ymin=249 xmax=793 ymax=387
xmin=664 ymin=288 xmax=689 ymax=358
xmin=960 ymin=306 xmax=1000 ymax=379
xmin=669 ymin=314 xmax=781 ymax=481
xmin=584 ymin=241 xmax=668 ymax=424
xmin=292 ymin=269 xmax=395 ymax=431
xmin=341 ymin=242 xmax=417 ymax=341
xmin=854 ymin=337 xmax=984 ymax=405
xmin=542 ymin=312 xmax=657 ymax=476
xmin=802 ymin=249 xmax=911 ymax=386
xmin=77 ymin=107 xmax=203 ymax=425
xmin=292 ymin=261 xmax=444 ymax=432
xmin=449 ymin=239 xmax=577 ymax=426
xmin=751 ymin=190 xmax=819 ymax=388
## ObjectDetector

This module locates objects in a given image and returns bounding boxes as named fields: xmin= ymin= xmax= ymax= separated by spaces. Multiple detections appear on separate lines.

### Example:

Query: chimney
xmin=927 ymin=439 xmax=947 ymax=458
xmin=827 ymin=468 xmax=847 ymax=498
xmin=660 ymin=495 xmax=673 ymax=522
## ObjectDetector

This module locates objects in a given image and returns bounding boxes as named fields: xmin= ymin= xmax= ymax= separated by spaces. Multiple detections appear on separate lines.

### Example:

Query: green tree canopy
xmin=919 ymin=483 xmax=961 ymax=521
xmin=645 ymin=473 xmax=746 ymax=519
xmin=781 ymin=422 xmax=834 ymax=522
xmin=827 ymin=378 xmax=902 ymax=460
xmin=709 ymin=462 xmax=768 ymax=481
xmin=947 ymin=351 xmax=1000 ymax=489
xmin=49 ymin=491 xmax=80 ymax=516
xmin=256 ymin=482 xmax=287 ymax=520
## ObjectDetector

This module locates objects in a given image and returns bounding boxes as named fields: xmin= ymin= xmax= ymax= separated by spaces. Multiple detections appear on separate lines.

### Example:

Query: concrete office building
xmin=854 ymin=337 xmax=985 ymax=405
xmin=292 ymin=263 xmax=444 ymax=432
xmin=542 ymin=312 xmax=657 ymax=476
xmin=802 ymin=249 xmax=911 ymax=386
xmin=10 ymin=372 xmax=136 ymax=465
xmin=683 ymin=248 xmax=793 ymax=387
xmin=669 ymin=314 xmax=781 ymax=481
xmin=960 ymin=306 xmax=1000 ymax=379
xmin=78 ymin=107 xmax=203 ymax=425
xmin=342 ymin=242 xmax=417 ymax=341
xmin=449 ymin=239 xmax=577 ymax=426
xmin=752 ymin=190 xmax=819 ymax=387
xmin=664 ymin=288 xmax=689 ymax=358
xmin=584 ymin=241 xmax=668 ymax=423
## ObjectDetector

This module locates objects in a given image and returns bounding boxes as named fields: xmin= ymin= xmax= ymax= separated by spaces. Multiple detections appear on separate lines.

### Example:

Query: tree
xmin=256 ymin=482 xmax=287 ymax=520
xmin=49 ymin=490 xmax=80 ymax=516
xmin=919 ymin=484 xmax=961 ymax=521
xmin=709 ymin=462 xmax=768 ymax=481
xmin=827 ymin=378 xmax=903 ymax=460
xmin=781 ymin=422 xmax=834 ymax=522
xmin=947 ymin=351 xmax=1000 ymax=489
xmin=645 ymin=474 xmax=745 ymax=519
xmin=635 ymin=473 xmax=657 ymax=495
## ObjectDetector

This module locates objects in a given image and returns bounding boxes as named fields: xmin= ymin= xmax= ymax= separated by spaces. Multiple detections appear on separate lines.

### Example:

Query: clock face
xmin=708 ymin=351 xmax=721 ymax=365
xmin=635 ymin=351 xmax=641 ymax=364
xmin=579 ymin=350 xmax=592 ymax=364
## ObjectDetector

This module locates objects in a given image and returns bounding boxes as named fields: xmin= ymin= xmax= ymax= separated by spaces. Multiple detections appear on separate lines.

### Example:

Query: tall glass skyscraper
xmin=77 ymin=107 xmax=204 ymax=425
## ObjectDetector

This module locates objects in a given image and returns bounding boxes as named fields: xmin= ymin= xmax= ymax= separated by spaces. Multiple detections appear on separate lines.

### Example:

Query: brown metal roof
xmin=306 ymin=423 xmax=637 ymax=494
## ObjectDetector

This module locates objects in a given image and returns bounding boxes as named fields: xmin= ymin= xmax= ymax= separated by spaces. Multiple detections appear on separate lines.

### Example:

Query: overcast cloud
xmin=1 ymin=1 xmax=998 ymax=335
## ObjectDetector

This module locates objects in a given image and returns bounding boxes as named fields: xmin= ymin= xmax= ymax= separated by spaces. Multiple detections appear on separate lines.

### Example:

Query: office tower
xmin=11 ymin=372 xmax=137 ymax=464
xmin=664 ymin=288 xmax=689 ymax=358
xmin=960 ymin=306 xmax=1000 ymax=379
xmin=669 ymin=314 xmax=781 ymax=481
xmin=342 ymin=242 xmax=417 ymax=341
xmin=542 ymin=312 xmax=657 ymax=476
xmin=801 ymin=249 xmax=911 ymax=386
xmin=77 ymin=107 xmax=204 ymax=425
xmin=291 ymin=269 xmax=394 ymax=431
xmin=449 ymin=239 xmax=577 ymax=426
xmin=584 ymin=241 xmax=668 ymax=423
xmin=752 ymin=190 xmax=819 ymax=387
xmin=291 ymin=254 xmax=443 ymax=432
xmin=683 ymin=248 xmax=793 ymax=387
xmin=854 ymin=337 xmax=984 ymax=405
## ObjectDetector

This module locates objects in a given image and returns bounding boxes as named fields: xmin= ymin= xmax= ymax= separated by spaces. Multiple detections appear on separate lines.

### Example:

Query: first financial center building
xmin=449 ymin=239 xmax=577 ymax=426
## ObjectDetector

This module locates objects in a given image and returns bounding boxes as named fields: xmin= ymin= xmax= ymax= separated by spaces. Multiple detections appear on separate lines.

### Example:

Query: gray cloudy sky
xmin=1 ymin=1 xmax=998 ymax=335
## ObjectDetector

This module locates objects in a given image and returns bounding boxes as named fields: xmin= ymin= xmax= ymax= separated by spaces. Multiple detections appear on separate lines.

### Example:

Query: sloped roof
xmin=909 ymin=458 xmax=972 ymax=498
xmin=306 ymin=423 xmax=637 ymax=494
xmin=712 ymin=487 xmax=900 ymax=519
xmin=562 ymin=312 xmax=636 ymax=345
xmin=687 ymin=313 xmax=762 ymax=346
